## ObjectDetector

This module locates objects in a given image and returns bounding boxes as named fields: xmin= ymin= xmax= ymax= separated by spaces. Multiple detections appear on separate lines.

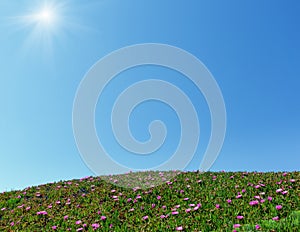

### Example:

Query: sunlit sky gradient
xmin=1 ymin=0 xmax=299 ymax=192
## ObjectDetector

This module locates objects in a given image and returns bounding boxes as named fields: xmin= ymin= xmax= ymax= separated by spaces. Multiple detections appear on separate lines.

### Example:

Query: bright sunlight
xmin=35 ymin=8 xmax=55 ymax=24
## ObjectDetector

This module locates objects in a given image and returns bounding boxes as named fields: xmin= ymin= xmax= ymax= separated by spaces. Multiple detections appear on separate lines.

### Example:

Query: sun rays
xmin=8 ymin=1 xmax=67 ymax=57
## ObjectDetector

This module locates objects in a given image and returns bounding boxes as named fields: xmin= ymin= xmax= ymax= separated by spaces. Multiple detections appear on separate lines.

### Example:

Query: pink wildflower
xmin=92 ymin=223 xmax=100 ymax=229
xmin=233 ymin=224 xmax=241 ymax=228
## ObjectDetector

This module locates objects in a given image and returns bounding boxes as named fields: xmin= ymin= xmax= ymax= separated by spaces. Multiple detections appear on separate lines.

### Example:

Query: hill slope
xmin=0 ymin=171 xmax=299 ymax=231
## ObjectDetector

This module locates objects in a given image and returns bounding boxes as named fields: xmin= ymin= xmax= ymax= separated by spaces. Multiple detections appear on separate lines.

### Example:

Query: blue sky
xmin=0 ymin=0 xmax=299 ymax=192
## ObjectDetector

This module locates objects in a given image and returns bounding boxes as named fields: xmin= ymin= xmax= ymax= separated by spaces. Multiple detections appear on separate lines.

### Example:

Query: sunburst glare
xmin=9 ymin=1 xmax=67 ymax=57
xmin=7 ymin=0 xmax=97 ymax=59
xmin=35 ymin=7 xmax=55 ymax=25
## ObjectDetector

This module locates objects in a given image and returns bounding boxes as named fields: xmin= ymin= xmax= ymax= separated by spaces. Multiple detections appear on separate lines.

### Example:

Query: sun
xmin=10 ymin=1 xmax=89 ymax=56
xmin=31 ymin=4 xmax=58 ymax=28
xmin=36 ymin=8 xmax=55 ymax=24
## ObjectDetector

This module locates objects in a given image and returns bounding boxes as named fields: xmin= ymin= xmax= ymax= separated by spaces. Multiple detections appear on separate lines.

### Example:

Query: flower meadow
xmin=0 ymin=171 xmax=299 ymax=231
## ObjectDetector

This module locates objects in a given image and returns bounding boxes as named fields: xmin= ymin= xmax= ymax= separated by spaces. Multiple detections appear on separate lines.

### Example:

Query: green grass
xmin=0 ymin=171 xmax=299 ymax=231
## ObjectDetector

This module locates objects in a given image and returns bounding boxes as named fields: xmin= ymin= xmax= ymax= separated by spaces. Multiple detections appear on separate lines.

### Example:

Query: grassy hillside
xmin=0 ymin=171 xmax=299 ymax=231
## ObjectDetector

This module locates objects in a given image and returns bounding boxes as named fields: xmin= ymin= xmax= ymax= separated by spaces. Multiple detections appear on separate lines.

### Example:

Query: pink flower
xmin=10 ymin=222 xmax=14 ymax=226
xmin=26 ymin=206 xmax=31 ymax=211
xmin=176 ymin=226 xmax=183 ymax=231
xmin=142 ymin=215 xmax=148 ymax=220
xmin=172 ymin=211 xmax=179 ymax=215
xmin=160 ymin=215 xmax=166 ymax=219
xmin=260 ymin=199 xmax=265 ymax=203
xmin=100 ymin=216 xmax=106 ymax=220
xmin=233 ymin=224 xmax=241 ymax=228
xmin=276 ymin=188 xmax=283 ymax=193
xmin=52 ymin=226 xmax=57 ymax=230
xmin=215 ymin=204 xmax=220 ymax=209
xmin=290 ymin=179 xmax=295 ymax=182
xmin=183 ymin=197 xmax=189 ymax=201
xmin=76 ymin=220 xmax=82 ymax=225
xmin=64 ymin=215 xmax=69 ymax=220
xmin=255 ymin=224 xmax=260 ymax=230
xmin=249 ymin=200 xmax=259 ymax=206
xmin=236 ymin=194 xmax=242 ymax=199
xmin=254 ymin=195 xmax=260 ymax=199
xmin=267 ymin=196 xmax=272 ymax=201
xmin=227 ymin=199 xmax=232 ymax=203
xmin=92 ymin=223 xmax=100 ymax=229
xmin=151 ymin=203 xmax=156 ymax=208
xmin=37 ymin=211 xmax=48 ymax=215
xmin=242 ymin=189 xmax=246 ymax=193
xmin=282 ymin=190 xmax=288 ymax=195
xmin=76 ymin=228 xmax=83 ymax=231
xmin=185 ymin=208 xmax=191 ymax=213
xmin=127 ymin=198 xmax=132 ymax=202
xmin=272 ymin=216 xmax=279 ymax=221
xmin=236 ymin=215 xmax=244 ymax=219
xmin=276 ymin=205 xmax=282 ymax=210
xmin=162 ymin=205 xmax=166 ymax=209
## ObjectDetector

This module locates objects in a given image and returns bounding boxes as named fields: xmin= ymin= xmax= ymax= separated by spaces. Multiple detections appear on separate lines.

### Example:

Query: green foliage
xmin=0 ymin=171 xmax=299 ymax=231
